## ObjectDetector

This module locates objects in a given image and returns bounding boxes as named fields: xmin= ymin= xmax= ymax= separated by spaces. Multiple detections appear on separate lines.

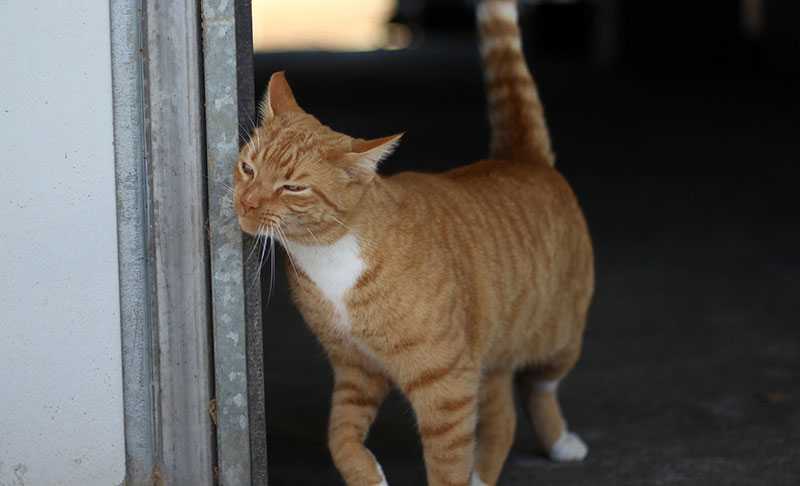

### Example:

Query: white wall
xmin=0 ymin=2 xmax=126 ymax=485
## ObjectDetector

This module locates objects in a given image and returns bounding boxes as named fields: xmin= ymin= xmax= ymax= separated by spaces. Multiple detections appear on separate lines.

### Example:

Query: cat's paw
xmin=372 ymin=459 xmax=389 ymax=486
xmin=470 ymin=472 xmax=489 ymax=486
xmin=548 ymin=431 xmax=588 ymax=462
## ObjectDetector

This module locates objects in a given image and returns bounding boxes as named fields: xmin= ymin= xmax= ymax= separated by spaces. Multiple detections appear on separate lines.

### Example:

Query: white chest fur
xmin=288 ymin=233 xmax=365 ymax=333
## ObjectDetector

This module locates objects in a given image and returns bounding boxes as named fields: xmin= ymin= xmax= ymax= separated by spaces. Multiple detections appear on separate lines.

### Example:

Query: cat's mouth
xmin=239 ymin=215 xmax=276 ymax=235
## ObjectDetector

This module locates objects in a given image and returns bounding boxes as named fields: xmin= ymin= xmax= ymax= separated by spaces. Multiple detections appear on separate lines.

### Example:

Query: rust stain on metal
xmin=151 ymin=464 xmax=165 ymax=486
xmin=209 ymin=398 xmax=219 ymax=426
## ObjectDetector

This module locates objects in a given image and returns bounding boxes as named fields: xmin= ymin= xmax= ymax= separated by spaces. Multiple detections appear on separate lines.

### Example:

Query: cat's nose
xmin=241 ymin=193 xmax=261 ymax=212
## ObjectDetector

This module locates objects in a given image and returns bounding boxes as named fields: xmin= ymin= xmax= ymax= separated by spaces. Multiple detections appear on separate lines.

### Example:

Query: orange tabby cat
xmin=234 ymin=1 xmax=593 ymax=485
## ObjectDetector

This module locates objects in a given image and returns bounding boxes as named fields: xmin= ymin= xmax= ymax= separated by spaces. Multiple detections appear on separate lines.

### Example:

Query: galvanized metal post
xmin=110 ymin=0 xmax=156 ymax=484
xmin=144 ymin=0 xmax=216 ymax=483
xmin=114 ymin=1 xmax=266 ymax=483
xmin=201 ymin=0 xmax=268 ymax=483
xmin=200 ymin=0 xmax=259 ymax=484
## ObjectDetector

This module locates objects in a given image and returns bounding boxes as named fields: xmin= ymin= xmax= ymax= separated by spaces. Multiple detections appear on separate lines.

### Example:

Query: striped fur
xmin=233 ymin=4 xmax=594 ymax=484
xmin=478 ymin=0 xmax=554 ymax=165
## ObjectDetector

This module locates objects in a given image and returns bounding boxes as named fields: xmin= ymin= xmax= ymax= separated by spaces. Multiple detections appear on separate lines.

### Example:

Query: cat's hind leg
xmin=328 ymin=359 xmax=391 ymax=486
xmin=520 ymin=343 xmax=588 ymax=462
xmin=473 ymin=370 xmax=516 ymax=486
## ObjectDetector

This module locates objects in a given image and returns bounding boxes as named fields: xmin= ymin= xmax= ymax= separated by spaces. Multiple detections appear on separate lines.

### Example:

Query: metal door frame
xmin=110 ymin=0 xmax=266 ymax=484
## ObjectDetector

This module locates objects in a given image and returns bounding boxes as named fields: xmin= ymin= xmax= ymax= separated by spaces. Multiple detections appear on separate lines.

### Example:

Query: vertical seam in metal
xmin=111 ymin=0 xmax=159 ymax=483
xmin=201 ymin=0 xmax=261 ymax=483
xmin=143 ymin=0 xmax=215 ymax=482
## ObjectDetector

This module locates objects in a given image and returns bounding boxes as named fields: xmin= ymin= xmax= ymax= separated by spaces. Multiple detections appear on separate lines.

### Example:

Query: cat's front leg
xmin=328 ymin=356 xmax=391 ymax=486
xmin=400 ymin=352 xmax=480 ymax=486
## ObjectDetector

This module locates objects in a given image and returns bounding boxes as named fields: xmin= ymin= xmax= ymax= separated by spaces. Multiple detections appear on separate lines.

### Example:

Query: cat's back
xmin=387 ymin=159 xmax=585 ymax=229
xmin=375 ymin=159 xmax=593 ymax=365
xmin=378 ymin=158 xmax=592 ymax=301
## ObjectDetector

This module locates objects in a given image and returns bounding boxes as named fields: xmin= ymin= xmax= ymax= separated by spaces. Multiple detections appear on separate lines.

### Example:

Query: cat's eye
xmin=282 ymin=184 xmax=307 ymax=193
xmin=240 ymin=161 xmax=255 ymax=176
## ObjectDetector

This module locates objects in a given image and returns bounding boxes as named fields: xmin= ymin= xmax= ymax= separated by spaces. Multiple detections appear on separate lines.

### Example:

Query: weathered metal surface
xmin=235 ymin=0 xmax=270 ymax=483
xmin=201 ymin=0 xmax=254 ymax=483
xmin=110 ymin=0 xmax=156 ymax=484
xmin=113 ymin=0 xmax=266 ymax=483
xmin=144 ymin=0 xmax=215 ymax=483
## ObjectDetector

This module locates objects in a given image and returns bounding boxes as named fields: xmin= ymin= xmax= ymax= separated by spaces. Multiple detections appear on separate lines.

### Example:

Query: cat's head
xmin=234 ymin=72 xmax=401 ymax=240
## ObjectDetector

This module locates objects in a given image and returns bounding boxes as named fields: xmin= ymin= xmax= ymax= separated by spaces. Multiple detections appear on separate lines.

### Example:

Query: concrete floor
xmin=254 ymin=40 xmax=800 ymax=485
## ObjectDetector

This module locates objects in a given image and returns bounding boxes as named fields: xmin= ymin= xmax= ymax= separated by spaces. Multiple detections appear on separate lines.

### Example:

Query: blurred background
xmin=252 ymin=1 xmax=800 ymax=484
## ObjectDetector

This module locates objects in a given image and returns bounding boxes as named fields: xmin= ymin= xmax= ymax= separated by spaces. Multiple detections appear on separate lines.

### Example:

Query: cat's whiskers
xmin=254 ymin=226 xmax=279 ymax=299
xmin=252 ymin=225 xmax=270 ymax=289
xmin=245 ymin=224 xmax=265 ymax=262
xmin=267 ymin=229 xmax=276 ymax=307
xmin=275 ymin=226 xmax=301 ymax=280
xmin=254 ymin=129 xmax=264 ymax=154
xmin=305 ymin=226 xmax=323 ymax=246
xmin=239 ymin=113 xmax=258 ymax=153
xmin=238 ymin=123 xmax=252 ymax=143
xmin=244 ymin=107 xmax=258 ymax=132
xmin=261 ymin=226 xmax=276 ymax=306
xmin=204 ymin=174 xmax=236 ymax=195
xmin=330 ymin=215 xmax=359 ymax=237
xmin=329 ymin=215 xmax=377 ymax=252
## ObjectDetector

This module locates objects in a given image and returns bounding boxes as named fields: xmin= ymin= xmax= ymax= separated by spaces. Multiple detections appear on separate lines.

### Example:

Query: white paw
xmin=470 ymin=472 xmax=489 ymax=486
xmin=549 ymin=431 xmax=588 ymax=462
xmin=372 ymin=457 xmax=389 ymax=486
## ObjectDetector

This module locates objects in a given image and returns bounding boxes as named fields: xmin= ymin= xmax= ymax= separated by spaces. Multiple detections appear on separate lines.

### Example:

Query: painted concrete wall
xmin=0 ymin=2 xmax=126 ymax=485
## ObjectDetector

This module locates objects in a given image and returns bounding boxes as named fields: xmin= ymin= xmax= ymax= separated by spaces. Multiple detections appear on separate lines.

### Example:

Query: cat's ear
xmin=343 ymin=133 xmax=403 ymax=182
xmin=259 ymin=71 xmax=302 ymax=121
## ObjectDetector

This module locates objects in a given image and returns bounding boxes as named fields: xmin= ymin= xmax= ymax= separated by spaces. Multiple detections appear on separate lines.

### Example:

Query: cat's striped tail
xmin=477 ymin=0 xmax=554 ymax=165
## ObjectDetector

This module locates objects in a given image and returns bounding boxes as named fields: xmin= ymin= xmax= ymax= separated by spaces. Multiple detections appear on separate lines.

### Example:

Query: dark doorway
xmin=254 ymin=1 xmax=800 ymax=484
